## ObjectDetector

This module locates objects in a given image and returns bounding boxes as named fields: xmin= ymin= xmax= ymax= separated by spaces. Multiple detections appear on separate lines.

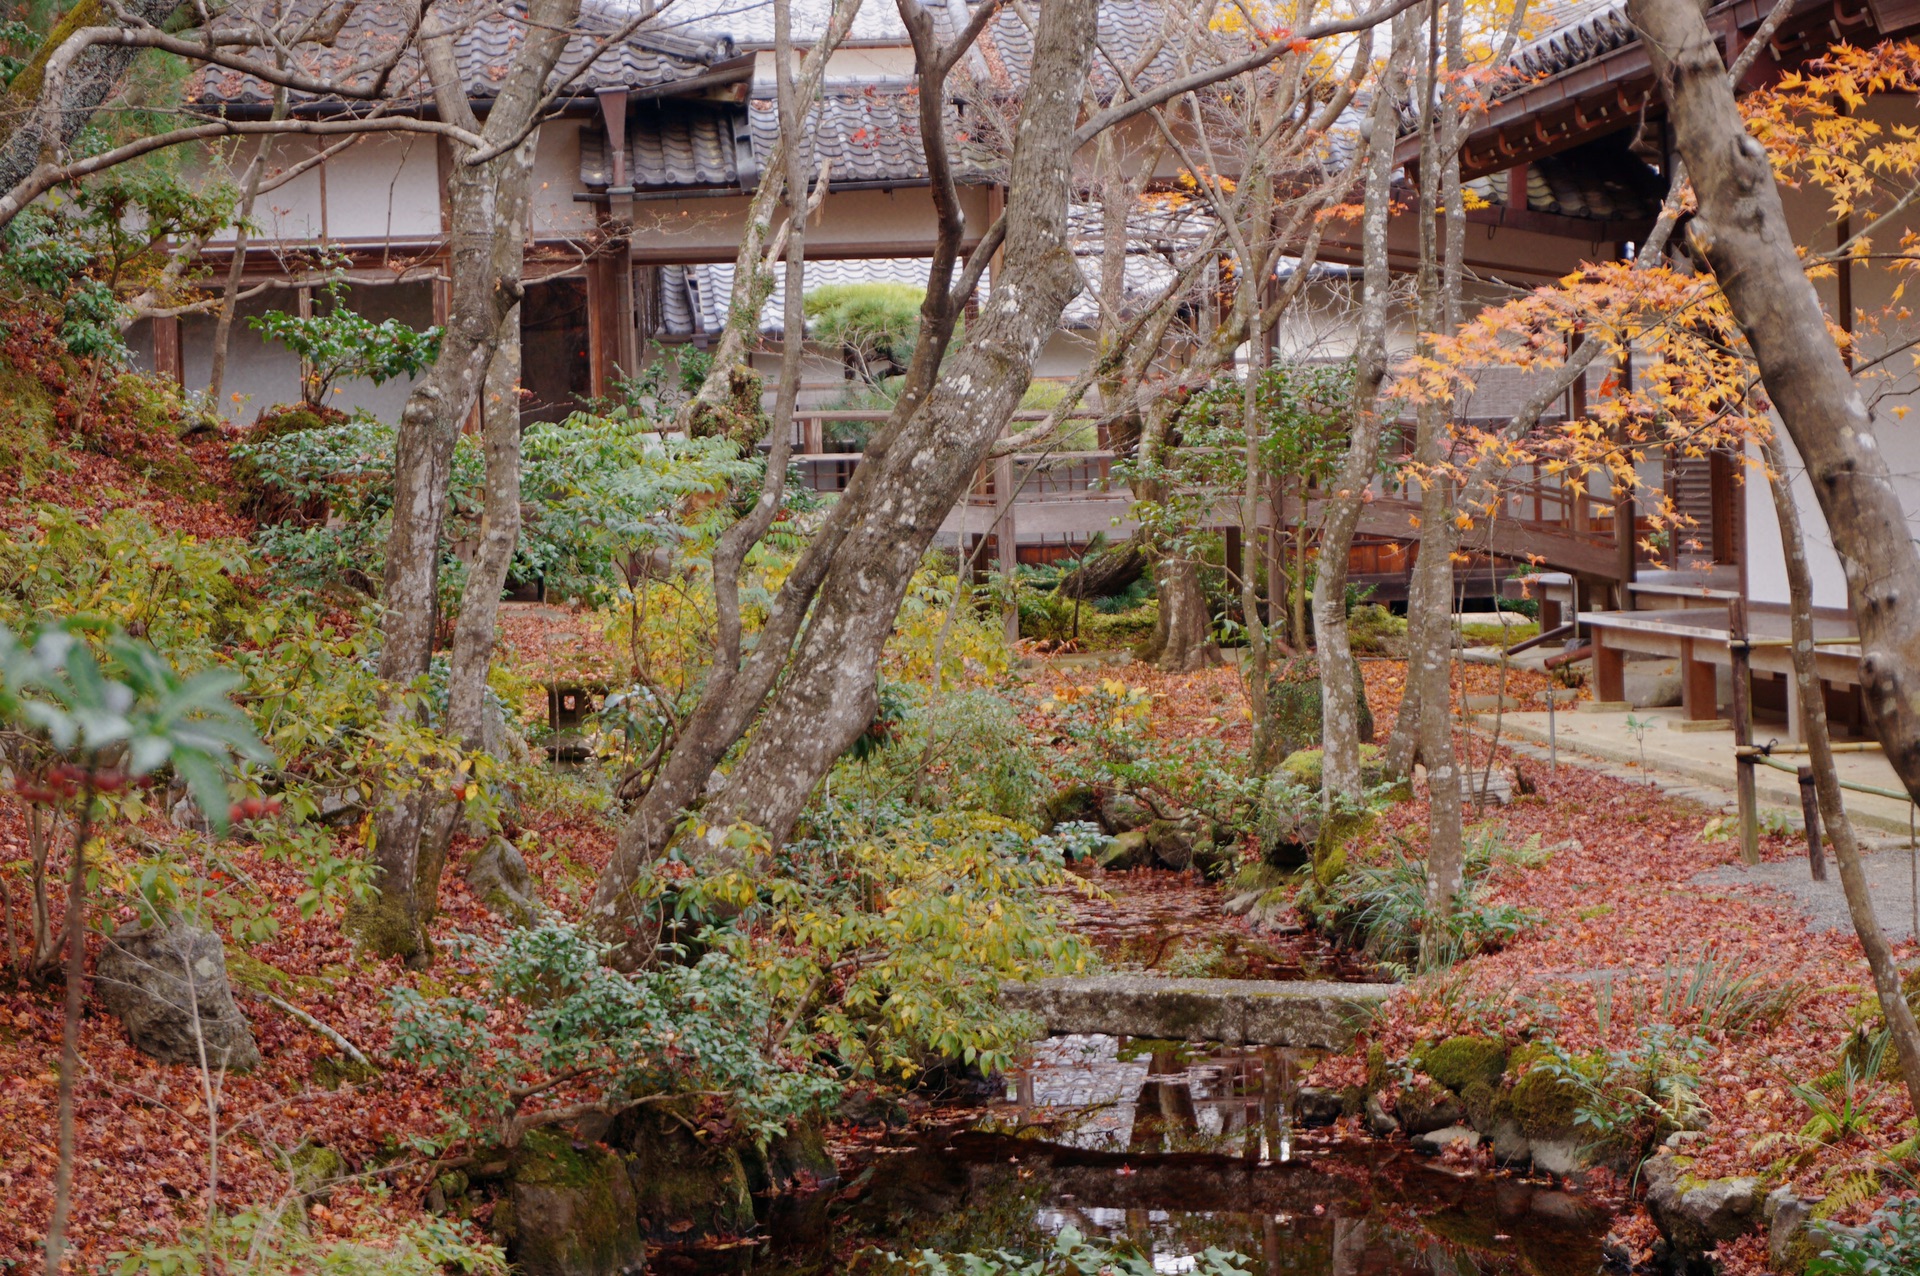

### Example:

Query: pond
xmin=653 ymin=1034 xmax=1615 ymax=1276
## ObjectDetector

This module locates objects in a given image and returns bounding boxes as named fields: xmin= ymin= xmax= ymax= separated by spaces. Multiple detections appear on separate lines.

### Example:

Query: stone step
xmin=1000 ymin=975 xmax=1397 ymax=1049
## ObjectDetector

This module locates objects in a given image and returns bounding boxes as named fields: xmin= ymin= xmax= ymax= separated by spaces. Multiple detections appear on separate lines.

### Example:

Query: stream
xmin=656 ymin=869 xmax=1617 ymax=1275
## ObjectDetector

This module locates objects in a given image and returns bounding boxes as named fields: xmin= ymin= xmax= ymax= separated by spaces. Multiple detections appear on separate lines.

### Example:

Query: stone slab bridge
xmin=1000 ymin=975 xmax=1399 ymax=1050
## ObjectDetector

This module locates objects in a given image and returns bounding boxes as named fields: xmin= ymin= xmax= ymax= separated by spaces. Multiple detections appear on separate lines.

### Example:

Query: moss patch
xmin=1416 ymin=1034 xmax=1509 ymax=1093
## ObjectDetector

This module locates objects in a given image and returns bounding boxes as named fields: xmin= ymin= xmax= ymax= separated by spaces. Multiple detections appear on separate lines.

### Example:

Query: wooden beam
xmin=151 ymin=315 xmax=182 ymax=385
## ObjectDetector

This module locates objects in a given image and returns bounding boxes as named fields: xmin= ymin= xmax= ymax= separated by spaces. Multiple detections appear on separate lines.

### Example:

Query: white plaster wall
xmin=131 ymin=280 xmax=440 ymax=422
xmin=530 ymin=122 xmax=599 ymax=238
xmin=322 ymin=133 xmax=443 ymax=242
xmin=1743 ymin=100 xmax=1920 ymax=608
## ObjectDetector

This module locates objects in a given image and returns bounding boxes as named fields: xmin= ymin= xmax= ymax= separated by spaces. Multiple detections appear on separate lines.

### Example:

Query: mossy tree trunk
xmin=1313 ymin=14 xmax=1414 ymax=805
xmin=350 ymin=1 xmax=578 ymax=964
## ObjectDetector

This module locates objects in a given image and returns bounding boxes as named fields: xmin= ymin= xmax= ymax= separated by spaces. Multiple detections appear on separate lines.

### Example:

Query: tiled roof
xmin=662 ymin=257 xmax=966 ymax=337
xmin=580 ymin=82 xmax=994 ymax=193
xmin=746 ymin=82 xmax=1000 ymax=185
xmin=977 ymin=0 xmax=1186 ymax=96
xmin=1505 ymin=0 xmax=1636 ymax=85
xmin=188 ymin=0 xmax=735 ymax=111
xmin=580 ymin=103 xmax=755 ymax=189
xmin=645 ymin=0 xmax=925 ymax=48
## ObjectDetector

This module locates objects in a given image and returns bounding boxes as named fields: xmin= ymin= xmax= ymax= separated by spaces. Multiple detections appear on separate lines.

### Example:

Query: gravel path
xmin=1697 ymin=845 xmax=1920 ymax=943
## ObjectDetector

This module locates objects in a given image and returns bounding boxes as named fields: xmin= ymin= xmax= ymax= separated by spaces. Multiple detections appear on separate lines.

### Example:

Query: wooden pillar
xmin=1224 ymin=525 xmax=1242 ymax=591
xmin=1680 ymin=638 xmax=1716 ymax=720
xmin=1728 ymin=596 xmax=1760 ymax=865
xmin=1594 ymin=627 xmax=1626 ymax=703
xmin=151 ymin=315 xmax=182 ymax=385
xmin=995 ymin=453 xmax=1019 ymax=644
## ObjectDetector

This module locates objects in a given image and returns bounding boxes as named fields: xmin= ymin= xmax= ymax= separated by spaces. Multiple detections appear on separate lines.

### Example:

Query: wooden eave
xmin=1403 ymin=0 xmax=1881 ymax=183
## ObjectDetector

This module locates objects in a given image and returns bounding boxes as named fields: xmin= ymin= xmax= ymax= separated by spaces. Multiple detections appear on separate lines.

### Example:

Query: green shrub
xmin=1810 ymin=1193 xmax=1920 ymax=1275
xmin=1312 ymin=828 xmax=1541 ymax=972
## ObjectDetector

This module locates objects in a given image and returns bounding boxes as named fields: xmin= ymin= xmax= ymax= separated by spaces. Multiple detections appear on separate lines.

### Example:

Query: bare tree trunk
xmin=1147 ymin=556 xmax=1220 ymax=671
xmin=349 ymin=2 xmax=577 ymax=963
xmin=1314 ymin=13 xmax=1414 ymax=803
xmin=207 ymin=131 xmax=281 ymax=410
xmin=415 ymin=313 xmax=524 ymax=920
xmin=687 ymin=0 xmax=1098 ymax=851
xmin=1764 ymin=431 xmax=1920 ymax=1111
xmin=584 ymin=0 xmax=1099 ymax=937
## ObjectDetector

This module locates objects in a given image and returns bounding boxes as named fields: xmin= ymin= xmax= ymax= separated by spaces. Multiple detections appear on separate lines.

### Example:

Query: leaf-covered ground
xmin=1033 ymin=655 xmax=1913 ymax=1275
xmin=3 ymin=606 xmax=1904 ymax=1272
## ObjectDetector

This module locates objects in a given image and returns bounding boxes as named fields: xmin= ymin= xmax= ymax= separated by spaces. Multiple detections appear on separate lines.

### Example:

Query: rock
xmin=1293 ymin=1086 xmax=1345 ymax=1127
xmin=1044 ymin=784 xmax=1099 ymax=830
xmin=1145 ymin=820 xmax=1194 ymax=871
xmin=1098 ymin=791 xmax=1150 ymax=834
xmin=169 ymin=796 xmax=209 ymax=833
xmin=618 ymin=1105 xmax=756 ymax=1243
xmin=1628 ymin=665 xmax=1683 ymax=709
xmin=97 ymin=922 xmax=261 ymax=1071
xmin=1095 ymin=829 xmax=1151 ymax=870
xmin=283 ymin=1142 xmax=345 ymax=1204
xmin=1412 ymin=1124 xmax=1481 ymax=1154
xmin=465 ymin=836 xmax=543 ymax=926
xmin=1365 ymin=1091 xmax=1400 ymax=1135
xmin=1461 ymin=694 xmax=1526 ymax=713
xmin=742 ymin=1121 xmax=840 ymax=1195
xmin=1528 ymin=1139 xmax=1585 ymax=1177
xmin=836 ymin=1086 xmax=906 ymax=1129
xmin=1766 ymin=1186 xmax=1818 ymax=1273
xmin=1487 ymin=1118 xmax=1532 ymax=1165
xmin=504 ymin=1128 xmax=645 ymax=1276
xmin=1644 ymin=1154 xmax=1762 ymax=1259
xmin=314 ymin=788 xmax=364 ymax=827
xmin=1394 ymin=1085 xmax=1466 ymax=1136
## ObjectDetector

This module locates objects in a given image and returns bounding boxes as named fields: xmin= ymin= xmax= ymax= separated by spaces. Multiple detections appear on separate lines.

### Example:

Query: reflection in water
xmin=660 ymin=1034 xmax=1610 ymax=1276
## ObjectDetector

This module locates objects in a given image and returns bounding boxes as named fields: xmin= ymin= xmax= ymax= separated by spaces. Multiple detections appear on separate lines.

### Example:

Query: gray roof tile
xmin=189 ymin=0 xmax=734 ymax=111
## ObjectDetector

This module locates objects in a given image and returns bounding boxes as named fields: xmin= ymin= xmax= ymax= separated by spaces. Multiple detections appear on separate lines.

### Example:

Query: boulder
xmin=1528 ymin=1139 xmax=1585 ymax=1177
xmin=1766 ymin=1186 xmax=1819 ymax=1274
xmin=1144 ymin=820 xmax=1193 ymax=871
xmin=1486 ymin=1118 xmax=1532 ymax=1165
xmin=1394 ymin=1085 xmax=1466 ymax=1136
xmin=1414 ymin=1035 xmax=1509 ymax=1093
xmin=1644 ymin=1154 xmax=1762 ymax=1260
xmin=1098 ymin=791 xmax=1150 ymax=834
xmin=1365 ymin=1091 xmax=1400 ymax=1135
xmin=1044 ymin=784 xmax=1100 ymax=830
xmin=618 ymin=1105 xmax=756 ymax=1243
xmin=465 ymin=836 xmax=543 ymax=926
xmin=97 ymin=921 xmax=261 ymax=1071
xmin=1096 ymin=829 xmax=1151 ymax=870
xmin=742 ymin=1122 xmax=840 ymax=1195
xmin=1293 ymin=1086 xmax=1345 ymax=1127
xmin=1412 ymin=1124 xmax=1481 ymax=1154
xmin=503 ymin=1128 xmax=645 ymax=1276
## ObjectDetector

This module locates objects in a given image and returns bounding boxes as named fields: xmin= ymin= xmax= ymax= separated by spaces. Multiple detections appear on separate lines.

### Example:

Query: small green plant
xmin=109 ymin=1208 xmax=508 ymax=1275
xmin=249 ymin=281 xmax=442 ymax=407
xmin=1624 ymin=712 xmax=1653 ymax=783
xmin=1536 ymin=1024 xmax=1712 ymax=1165
xmin=1809 ymin=1192 xmax=1920 ymax=1275
xmin=1758 ymin=1032 xmax=1890 ymax=1154
xmin=890 ymin=1225 xmax=1252 ymax=1276
xmin=1314 ymin=828 xmax=1542 ymax=973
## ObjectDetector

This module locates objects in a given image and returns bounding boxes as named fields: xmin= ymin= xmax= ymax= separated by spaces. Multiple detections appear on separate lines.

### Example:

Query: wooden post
xmin=1680 ymin=638 xmax=1717 ymax=720
xmin=1729 ymin=596 xmax=1761 ymax=866
xmin=1797 ymin=765 xmax=1827 ymax=881
xmin=1593 ymin=627 xmax=1626 ymax=703
xmin=995 ymin=453 xmax=1019 ymax=645
xmin=151 ymin=315 xmax=183 ymax=385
